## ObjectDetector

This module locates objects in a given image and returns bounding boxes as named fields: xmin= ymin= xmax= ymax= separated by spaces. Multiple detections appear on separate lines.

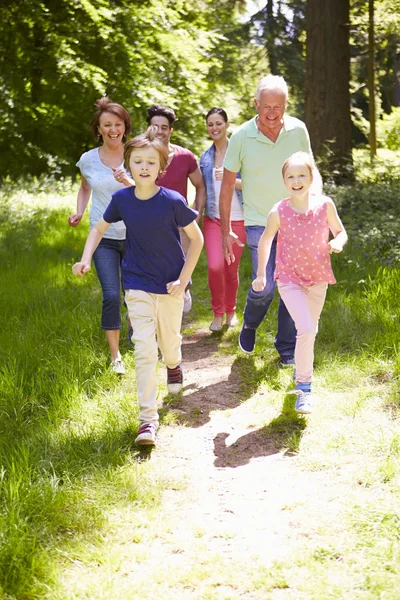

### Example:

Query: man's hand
xmin=72 ymin=262 xmax=91 ymax=277
xmin=166 ymin=279 xmax=186 ymax=298
xmin=252 ymin=275 xmax=266 ymax=292
xmin=223 ymin=231 xmax=244 ymax=265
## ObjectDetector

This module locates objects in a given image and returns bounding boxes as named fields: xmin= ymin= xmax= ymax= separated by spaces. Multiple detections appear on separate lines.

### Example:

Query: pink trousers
xmin=277 ymin=281 xmax=328 ymax=383
xmin=202 ymin=216 xmax=246 ymax=316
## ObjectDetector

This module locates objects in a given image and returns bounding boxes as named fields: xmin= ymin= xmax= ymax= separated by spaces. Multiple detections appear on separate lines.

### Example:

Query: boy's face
xmin=150 ymin=115 xmax=172 ymax=144
xmin=283 ymin=162 xmax=313 ymax=197
xmin=129 ymin=146 xmax=161 ymax=186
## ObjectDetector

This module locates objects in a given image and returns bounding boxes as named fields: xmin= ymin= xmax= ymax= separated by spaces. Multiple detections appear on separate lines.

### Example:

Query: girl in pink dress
xmin=252 ymin=152 xmax=347 ymax=414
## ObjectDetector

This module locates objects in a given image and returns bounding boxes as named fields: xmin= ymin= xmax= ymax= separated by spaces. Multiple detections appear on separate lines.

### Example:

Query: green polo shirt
xmin=224 ymin=115 xmax=312 ymax=226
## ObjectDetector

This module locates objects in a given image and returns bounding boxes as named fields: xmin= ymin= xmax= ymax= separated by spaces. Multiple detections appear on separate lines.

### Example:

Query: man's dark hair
xmin=146 ymin=105 xmax=177 ymax=127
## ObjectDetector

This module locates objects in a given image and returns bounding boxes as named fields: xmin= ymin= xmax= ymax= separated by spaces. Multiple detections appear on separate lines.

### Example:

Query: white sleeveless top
xmin=212 ymin=168 xmax=244 ymax=221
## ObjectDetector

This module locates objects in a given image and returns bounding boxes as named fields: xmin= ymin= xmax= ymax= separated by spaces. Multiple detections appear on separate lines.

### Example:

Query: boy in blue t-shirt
xmin=73 ymin=127 xmax=204 ymax=446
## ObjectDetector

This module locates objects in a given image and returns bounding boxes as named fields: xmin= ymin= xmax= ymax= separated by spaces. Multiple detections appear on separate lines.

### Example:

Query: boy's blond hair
xmin=124 ymin=126 xmax=169 ymax=176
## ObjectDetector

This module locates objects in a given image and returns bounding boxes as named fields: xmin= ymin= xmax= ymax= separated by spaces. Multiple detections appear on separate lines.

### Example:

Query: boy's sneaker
xmin=183 ymin=290 xmax=192 ymax=314
xmin=135 ymin=423 xmax=157 ymax=446
xmin=239 ymin=325 xmax=255 ymax=354
xmin=167 ymin=365 xmax=183 ymax=394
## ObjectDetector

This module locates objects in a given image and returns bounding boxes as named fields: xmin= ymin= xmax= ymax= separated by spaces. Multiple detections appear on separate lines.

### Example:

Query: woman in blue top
xmin=69 ymin=97 xmax=134 ymax=374
xmin=199 ymin=108 xmax=246 ymax=331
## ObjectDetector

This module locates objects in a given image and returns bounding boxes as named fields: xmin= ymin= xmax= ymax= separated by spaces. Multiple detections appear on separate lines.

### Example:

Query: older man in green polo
xmin=220 ymin=74 xmax=315 ymax=360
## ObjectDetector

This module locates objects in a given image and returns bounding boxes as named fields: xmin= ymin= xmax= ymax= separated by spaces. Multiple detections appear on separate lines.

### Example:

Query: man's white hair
xmin=255 ymin=74 xmax=289 ymax=101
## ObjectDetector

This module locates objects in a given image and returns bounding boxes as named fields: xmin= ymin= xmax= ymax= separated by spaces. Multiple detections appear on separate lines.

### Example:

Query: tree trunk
xmin=368 ymin=0 xmax=377 ymax=157
xmin=305 ymin=0 xmax=353 ymax=181
xmin=266 ymin=0 xmax=278 ymax=74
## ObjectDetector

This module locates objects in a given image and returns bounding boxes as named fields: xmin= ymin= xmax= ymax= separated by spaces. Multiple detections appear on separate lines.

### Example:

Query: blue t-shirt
xmin=103 ymin=186 xmax=198 ymax=294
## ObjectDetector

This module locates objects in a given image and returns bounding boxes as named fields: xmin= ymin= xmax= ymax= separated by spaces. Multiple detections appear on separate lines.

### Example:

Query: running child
xmin=252 ymin=152 xmax=347 ymax=414
xmin=72 ymin=127 xmax=203 ymax=445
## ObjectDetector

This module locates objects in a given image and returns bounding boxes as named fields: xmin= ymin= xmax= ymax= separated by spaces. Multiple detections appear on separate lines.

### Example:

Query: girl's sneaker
xmin=167 ymin=365 xmax=183 ymax=394
xmin=295 ymin=390 xmax=313 ymax=414
xmin=294 ymin=382 xmax=312 ymax=414
xmin=135 ymin=423 xmax=157 ymax=446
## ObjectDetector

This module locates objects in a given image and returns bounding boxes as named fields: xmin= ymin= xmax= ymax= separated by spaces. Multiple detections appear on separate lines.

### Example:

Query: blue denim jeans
xmin=93 ymin=238 xmax=126 ymax=330
xmin=243 ymin=226 xmax=295 ymax=359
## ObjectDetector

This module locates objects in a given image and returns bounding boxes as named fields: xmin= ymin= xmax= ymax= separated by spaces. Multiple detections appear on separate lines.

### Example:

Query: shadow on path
xmin=213 ymin=391 xmax=308 ymax=468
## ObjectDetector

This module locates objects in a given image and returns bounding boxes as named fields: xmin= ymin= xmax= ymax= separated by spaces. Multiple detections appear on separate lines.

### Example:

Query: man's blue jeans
xmin=93 ymin=238 xmax=126 ymax=330
xmin=243 ymin=226 xmax=295 ymax=359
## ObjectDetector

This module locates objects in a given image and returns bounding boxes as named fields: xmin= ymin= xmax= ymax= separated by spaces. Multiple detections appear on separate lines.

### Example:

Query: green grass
xmin=0 ymin=171 xmax=400 ymax=599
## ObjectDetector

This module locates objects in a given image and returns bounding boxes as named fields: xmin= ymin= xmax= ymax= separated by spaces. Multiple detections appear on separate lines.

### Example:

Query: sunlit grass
xmin=0 ymin=175 xmax=400 ymax=598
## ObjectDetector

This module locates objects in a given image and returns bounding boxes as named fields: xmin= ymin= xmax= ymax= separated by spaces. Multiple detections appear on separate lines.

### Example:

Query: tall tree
xmin=250 ymin=0 xmax=307 ymax=116
xmin=368 ymin=0 xmax=377 ymax=156
xmin=305 ymin=0 xmax=353 ymax=180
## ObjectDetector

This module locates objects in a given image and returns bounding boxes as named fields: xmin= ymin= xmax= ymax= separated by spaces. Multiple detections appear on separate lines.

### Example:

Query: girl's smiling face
xmin=283 ymin=161 xmax=313 ymax=198
xmin=129 ymin=146 xmax=161 ymax=186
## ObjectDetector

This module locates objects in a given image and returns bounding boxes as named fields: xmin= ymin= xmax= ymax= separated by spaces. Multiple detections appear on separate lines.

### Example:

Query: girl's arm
xmin=166 ymin=221 xmax=204 ymax=297
xmin=68 ymin=175 xmax=92 ymax=227
xmin=252 ymin=207 xmax=280 ymax=291
xmin=234 ymin=178 xmax=242 ymax=191
xmin=326 ymin=199 xmax=348 ymax=254
xmin=72 ymin=218 xmax=110 ymax=277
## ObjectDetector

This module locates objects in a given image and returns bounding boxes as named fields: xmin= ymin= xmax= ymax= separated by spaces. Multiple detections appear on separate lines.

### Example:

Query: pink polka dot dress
xmin=275 ymin=197 xmax=336 ymax=287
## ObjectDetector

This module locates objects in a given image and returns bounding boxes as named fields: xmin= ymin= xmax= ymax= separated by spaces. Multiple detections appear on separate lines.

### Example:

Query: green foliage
xmin=377 ymin=106 xmax=400 ymax=150
xmin=0 ymin=0 xmax=263 ymax=180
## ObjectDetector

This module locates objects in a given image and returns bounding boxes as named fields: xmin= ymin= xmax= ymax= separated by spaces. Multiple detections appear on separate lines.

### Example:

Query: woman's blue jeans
xmin=243 ymin=226 xmax=295 ymax=359
xmin=93 ymin=238 xmax=126 ymax=330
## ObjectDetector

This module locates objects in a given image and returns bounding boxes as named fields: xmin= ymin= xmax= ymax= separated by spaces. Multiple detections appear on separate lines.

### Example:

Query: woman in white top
xmin=199 ymin=108 xmax=246 ymax=331
xmin=68 ymin=97 xmax=133 ymax=373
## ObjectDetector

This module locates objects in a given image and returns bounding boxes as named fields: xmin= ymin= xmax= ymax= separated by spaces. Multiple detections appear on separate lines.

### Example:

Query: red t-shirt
xmin=157 ymin=145 xmax=198 ymax=201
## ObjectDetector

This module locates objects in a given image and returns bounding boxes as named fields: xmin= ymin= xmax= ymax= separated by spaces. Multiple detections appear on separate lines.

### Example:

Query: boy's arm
xmin=326 ymin=199 xmax=347 ymax=253
xmin=252 ymin=208 xmax=280 ymax=291
xmin=72 ymin=218 xmax=110 ymax=277
xmin=166 ymin=220 xmax=204 ymax=297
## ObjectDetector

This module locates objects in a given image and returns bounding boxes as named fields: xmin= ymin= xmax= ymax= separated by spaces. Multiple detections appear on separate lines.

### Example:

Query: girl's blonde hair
xmin=124 ymin=126 xmax=169 ymax=176
xmin=282 ymin=151 xmax=323 ymax=194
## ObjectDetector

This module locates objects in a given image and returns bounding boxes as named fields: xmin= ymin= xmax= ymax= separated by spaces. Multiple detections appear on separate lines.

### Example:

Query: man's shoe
xmin=239 ymin=325 xmax=255 ymax=354
xmin=280 ymin=356 xmax=295 ymax=367
xmin=135 ymin=423 xmax=157 ymax=446
xmin=167 ymin=365 xmax=183 ymax=394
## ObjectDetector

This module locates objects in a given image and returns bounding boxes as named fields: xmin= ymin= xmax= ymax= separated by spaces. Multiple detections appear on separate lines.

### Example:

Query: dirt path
xmin=118 ymin=329 xmax=348 ymax=599
xmin=60 ymin=328 xmax=355 ymax=599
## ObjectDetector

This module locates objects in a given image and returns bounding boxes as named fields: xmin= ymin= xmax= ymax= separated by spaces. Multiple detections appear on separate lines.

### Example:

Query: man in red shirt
xmin=147 ymin=105 xmax=206 ymax=313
